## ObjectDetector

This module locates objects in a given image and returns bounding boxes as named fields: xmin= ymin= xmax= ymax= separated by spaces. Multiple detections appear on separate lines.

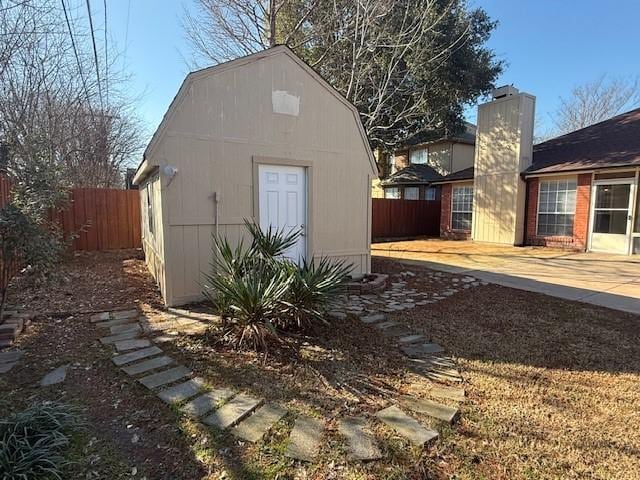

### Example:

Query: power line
xmin=103 ymin=0 xmax=108 ymax=106
xmin=123 ymin=0 xmax=131 ymax=68
xmin=85 ymin=0 xmax=104 ymax=111
xmin=60 ymin=0 xmax=94 ymax=117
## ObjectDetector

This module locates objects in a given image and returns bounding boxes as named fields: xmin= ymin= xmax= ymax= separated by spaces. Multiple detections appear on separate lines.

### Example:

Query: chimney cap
xmin=492 ymin=85 xmax=519 ymax=99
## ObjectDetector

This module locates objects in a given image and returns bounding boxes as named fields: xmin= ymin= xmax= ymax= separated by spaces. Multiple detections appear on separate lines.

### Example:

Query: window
xmin=146 ymin=182 xmax=154 ymax=236
xmin=593 ymin=183 xmax=630 ymax=234
xmin=384 ymin=187 xmax=400 ymax=199
xmin=537 ymin=179 xmax=576 ymax=236
xmin=404 ymin=187 xmax=419 ymax=200
xmin=452 ymin=185 xmax=473 ymax=230
xmin=410 ymin=148 xmax=428 ymax=165
xmin=388 ymin=154 xmax=397 ymax=175
xmin=425 ymin=187 xmax=437 ymax=201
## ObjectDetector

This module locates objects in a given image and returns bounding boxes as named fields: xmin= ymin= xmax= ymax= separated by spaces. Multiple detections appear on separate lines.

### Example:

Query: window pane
xmin=537 ymin=213 xmax=574 ymax=236
xmin=595 ymin=184 xmax=630 ymax=209
xmin=404 ymin=187 xmax=419 ymax=200
xmin=635 ymin=185 xmax=640 ymax=233
xmin=452 ymin=212 xmax=472 ymax=230
xmin=384 ymin=187 xmax=400 ymax=199
xmin=594 ymin=211 xmax=628 ymax=234
xmin=425 ymin=187 xmax=436 ymax=201
xmin=410 ymin=148 xmax=428 ymax=164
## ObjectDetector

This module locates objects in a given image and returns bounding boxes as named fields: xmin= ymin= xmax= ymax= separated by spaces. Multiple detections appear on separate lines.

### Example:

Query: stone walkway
xmin=0 ymin=349 xmax=23 ymax=374
xmin=93 ymin=303 xmax=467 ymax=464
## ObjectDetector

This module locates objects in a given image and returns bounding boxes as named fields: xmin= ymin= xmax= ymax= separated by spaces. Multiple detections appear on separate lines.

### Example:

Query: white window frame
xmin=404 ymin=186 xmax=420 ymax=200
xmin=451 ymin=185 xmax=473 ymax=231
xmin=389 ymin=154 xmax=397 ymax=175
xmin=425 ymin=187 xmax=436 ymax=201
xmin=384 ymin=187 xmax=400 ymax=199
xmin=146 ymin=181 xmax=155 ymax=237
xmin=536 ymin=178 xmax=577 ymax=237
xmin=409 ymin=147 xmax=428 ymax=165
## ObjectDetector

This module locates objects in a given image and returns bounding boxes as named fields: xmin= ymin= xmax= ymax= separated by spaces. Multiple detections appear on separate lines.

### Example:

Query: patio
xmin=372 ymin=239 xmax=640 ymax=315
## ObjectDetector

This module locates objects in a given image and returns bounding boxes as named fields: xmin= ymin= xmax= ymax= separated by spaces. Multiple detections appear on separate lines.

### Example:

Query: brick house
xmin=374 ymin=123 xmax=476 ymax=200
xmin=434 ymin=86 xmax=640 ymax=255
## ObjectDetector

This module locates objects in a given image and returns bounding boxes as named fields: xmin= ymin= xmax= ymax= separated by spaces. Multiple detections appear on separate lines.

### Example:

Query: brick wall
xmin=439 ymin=183 xmax=471 ymax=240
xmin=525 ymin=173 xmax=591 ymax=250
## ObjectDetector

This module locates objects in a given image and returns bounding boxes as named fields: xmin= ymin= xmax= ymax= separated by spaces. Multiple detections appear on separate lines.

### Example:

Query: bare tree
xmin=183 ymin=0 xmax=502 ymax=151
xmin=553 ymin=75 xmax=640 ymax=135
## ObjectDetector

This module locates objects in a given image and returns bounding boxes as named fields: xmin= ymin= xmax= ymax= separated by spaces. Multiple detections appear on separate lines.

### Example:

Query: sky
xmin=97 ymin=0 xmax=640 ymax=143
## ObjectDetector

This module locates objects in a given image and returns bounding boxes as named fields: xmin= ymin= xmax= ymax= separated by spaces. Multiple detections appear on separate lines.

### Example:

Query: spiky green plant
xmin=0 ymin=401 xmax=84 ymax=479
xmin=244 ymin=219 xmax=301 ymax=259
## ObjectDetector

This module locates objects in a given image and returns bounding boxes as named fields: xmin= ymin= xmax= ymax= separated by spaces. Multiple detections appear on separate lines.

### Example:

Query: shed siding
xmin=144 ymin=51 xmax=373 ymax=305
xmin=139 ymin=173 xmax=168 ymax=299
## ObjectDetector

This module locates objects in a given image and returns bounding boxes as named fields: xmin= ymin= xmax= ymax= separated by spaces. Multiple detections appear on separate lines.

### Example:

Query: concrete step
xmin=100 ymin=330 xmax=140 ymax=345
xmin=109 ymin=323 xmax=142 ymax=335
xmin=401 ymin=343 xmax=445 ymax=357
xmin=232 ymin=403 xmax=287 ymax=442
xmin=182 ymin=388 xmax=236 ymax=418
xmin=430 ymin=386 xmax=465 ymax=402
xmin=112 ymin=346 xmax=163 ymax=366
xmin=122 ymin=356 xmax=175 ymax=376
xmin=138 ymin=366 xmax=192 ymax=389
xmin=158 ymin=378 xmax=207 ymax=404
xmin=114 ymin=339 xmax=151 ymax=352
xmin=203 ymin=394 xmax=262 ymax=430
xmin=400 ymin=396 xmax=460 ymax=424
xmin=375 ymin=406 xmax=438 ymax=446
xmin=338 ymin=417 xmax=382 ymax=461
xmin=284 ymin=416 xmax=324 ymax=462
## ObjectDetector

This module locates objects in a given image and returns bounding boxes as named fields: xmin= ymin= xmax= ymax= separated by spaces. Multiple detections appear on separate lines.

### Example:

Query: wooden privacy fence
xmin=372 ymin=198 xmax=441 ymax=239
xmin=53 ymin=188 xmax=142 ymax=251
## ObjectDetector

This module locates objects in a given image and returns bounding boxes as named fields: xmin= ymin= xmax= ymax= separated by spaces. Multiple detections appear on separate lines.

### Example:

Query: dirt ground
xmin=2 ymin=251 xmax=639 ymax=479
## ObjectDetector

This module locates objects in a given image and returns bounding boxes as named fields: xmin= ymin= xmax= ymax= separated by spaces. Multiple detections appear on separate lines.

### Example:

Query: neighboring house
xmin=380 ymin=164 xmax=443 ymax=201
xmin=133 ymin=46 xmax=377 ymax=306
xmin=435 ymin=86 xmax=640 ymax=256
xmin=376 ymin=123 xmax=476 ymax=199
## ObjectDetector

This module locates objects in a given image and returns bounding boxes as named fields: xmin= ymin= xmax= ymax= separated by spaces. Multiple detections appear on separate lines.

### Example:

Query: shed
xmin=133 ymin=46 xmax=378 ymax=306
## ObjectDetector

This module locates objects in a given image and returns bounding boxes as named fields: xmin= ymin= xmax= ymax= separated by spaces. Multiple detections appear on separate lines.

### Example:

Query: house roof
xmin=381 ymin=164 xmax=443 ymax=186
xmin=526 ymin=107 xmax=640 ymax=175
xmin=133 ymin=45 xmax=377 ymax=184
xmin=398 ymin=122 xmax=477 ymax=151
xmin=431 ymin=166 xmax=474 ymax=184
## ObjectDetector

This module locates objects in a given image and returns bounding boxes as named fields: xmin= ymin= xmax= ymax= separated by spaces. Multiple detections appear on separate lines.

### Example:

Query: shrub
xmin=203 ymin=220 xmax=351 ymax=350
xmin=0 ymin=401 xmax=84 ymax=479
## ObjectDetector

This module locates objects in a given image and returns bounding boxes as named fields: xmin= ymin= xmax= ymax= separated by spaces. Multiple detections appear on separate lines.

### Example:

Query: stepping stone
xmin=401 ymin=343 xmax=445 ymax=357
xmin=409 ymin=356 xmax=456 ymax=368
xmin=0 ymin=350 xmax=23 ymax=364
xmin=90 ymin=312 xmax=110 ymax=322
xmin=115 ymin=339 xmax=151 ymax=352
xmin=400 ymin=396 xmax=460 ymax=424
xmin=232 ymin=403 xmax=287 ymax=442
xmin=182 ymin=388 xmax=236 ymax=418
xmin=112 ymin=346 xmax=163 ymax=366
xmin=375 ymin=321 xmax=399 ymax=331
xmin=122 ymin=355 xmax=175 ymax=376
xmin=100 ymin=331 xmax=140 ymax=345
xmin=382 ymin=326 xmax=413 ymax=338
xmin=430 ymin=386 xmax=465 ymax=402
xmin=338 ymin=417 xmax=382 ymax=461
xmin=203 ymin=394 xmax=262 ymax=429
xmin=328 ymin=311 xmax=347 ymax=320
xmin=158 ymin=378 xmax=206 ymax=404
xmin=360 ymin=313 xmax=385 ymax=324
xmin=0 ymin=362 xmax=17 ymax=374
xmin=112 ymin=309 xmax=139 ymax=320
xmin=423 ymin=370 xmax=463 ymax=383
xmin=40 ymin=364 xmax=69 ymax=387
xmin=110 ymin=323 xmax=141 ymax=335
xmin=284 ymin=416 xmax=324 ymax=462
xmin=398 ymin=334 xmax=425 ymax=345
xmin=139 ymin=366 xmax=192 ymax=389
xmin=375 ymin=406 xmax=438 ymax=446
xmin=95 ymin=318 xmax=138 ymax=329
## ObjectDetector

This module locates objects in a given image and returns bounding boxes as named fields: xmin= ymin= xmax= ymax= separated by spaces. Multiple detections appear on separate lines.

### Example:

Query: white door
xmin=258 ymin=164 xmax=307 ymax=262
xmin=589 ymin=180 xmax=634 ymax=254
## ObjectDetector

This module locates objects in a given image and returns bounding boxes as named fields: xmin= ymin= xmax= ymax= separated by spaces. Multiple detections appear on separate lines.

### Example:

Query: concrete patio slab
xmin=373 ymin=239 xmax=640 ymax=315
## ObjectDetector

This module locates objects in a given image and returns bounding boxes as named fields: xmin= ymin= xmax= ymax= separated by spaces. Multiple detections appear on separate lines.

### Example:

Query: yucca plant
xmin=244 ymin=219 xmax=301 ymax=258
xmin=282 ymin=257 xmax=352 ymax=329
xmin=0 ymin=401 xmax=84 ymax=479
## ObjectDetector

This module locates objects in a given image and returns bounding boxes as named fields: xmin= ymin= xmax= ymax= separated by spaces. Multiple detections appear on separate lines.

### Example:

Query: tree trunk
xmin=268 ymin=0 xmax=277 ymax=47
xmin=0 ymin=289 xmax=7 ymax=326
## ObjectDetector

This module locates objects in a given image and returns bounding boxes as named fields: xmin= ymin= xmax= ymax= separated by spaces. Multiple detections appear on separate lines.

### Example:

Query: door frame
xmin=252 ymin=156 xmax=313 ymax=259
xmin=587 ymin=177 xmax=636 ymax=255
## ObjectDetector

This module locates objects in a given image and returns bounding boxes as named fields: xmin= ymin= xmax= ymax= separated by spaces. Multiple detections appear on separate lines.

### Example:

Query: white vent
xmin=492 ymin=85 xmax=519 ymax=99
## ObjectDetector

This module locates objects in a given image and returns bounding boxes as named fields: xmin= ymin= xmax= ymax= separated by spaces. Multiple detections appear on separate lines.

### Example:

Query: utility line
xmin=85 ymin=0 xmax=104 ymax=111
xmin=60 ymin=0 xmax=94 ymax=117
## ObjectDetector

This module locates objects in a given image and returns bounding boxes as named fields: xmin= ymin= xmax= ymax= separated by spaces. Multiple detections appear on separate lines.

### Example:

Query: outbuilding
xmin=133 ymin=46 xmax=378 ymax=306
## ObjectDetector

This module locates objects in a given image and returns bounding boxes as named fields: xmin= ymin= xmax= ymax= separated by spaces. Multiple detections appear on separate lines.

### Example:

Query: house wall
xmin=390 ymin=141 xmax=474 ymax=178
xmin=440 ymin=181 xmax=473 ymax=240
xmin=451 ymin=143 xmax=475 ymax=173
xmin=525 ymin=173 xmax=592 ymax=250
xmin=472 ymin=92 xmax=535 ymax=245
xmin=143 ymin=50 xmax=374 ymax=305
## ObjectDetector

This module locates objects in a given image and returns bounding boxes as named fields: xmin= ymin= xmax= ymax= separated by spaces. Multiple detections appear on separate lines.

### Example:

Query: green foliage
xmin=0 ymin=401 xmax=84 ymax=480
xmin=203 ymin=220 xmax=351 ymax=350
